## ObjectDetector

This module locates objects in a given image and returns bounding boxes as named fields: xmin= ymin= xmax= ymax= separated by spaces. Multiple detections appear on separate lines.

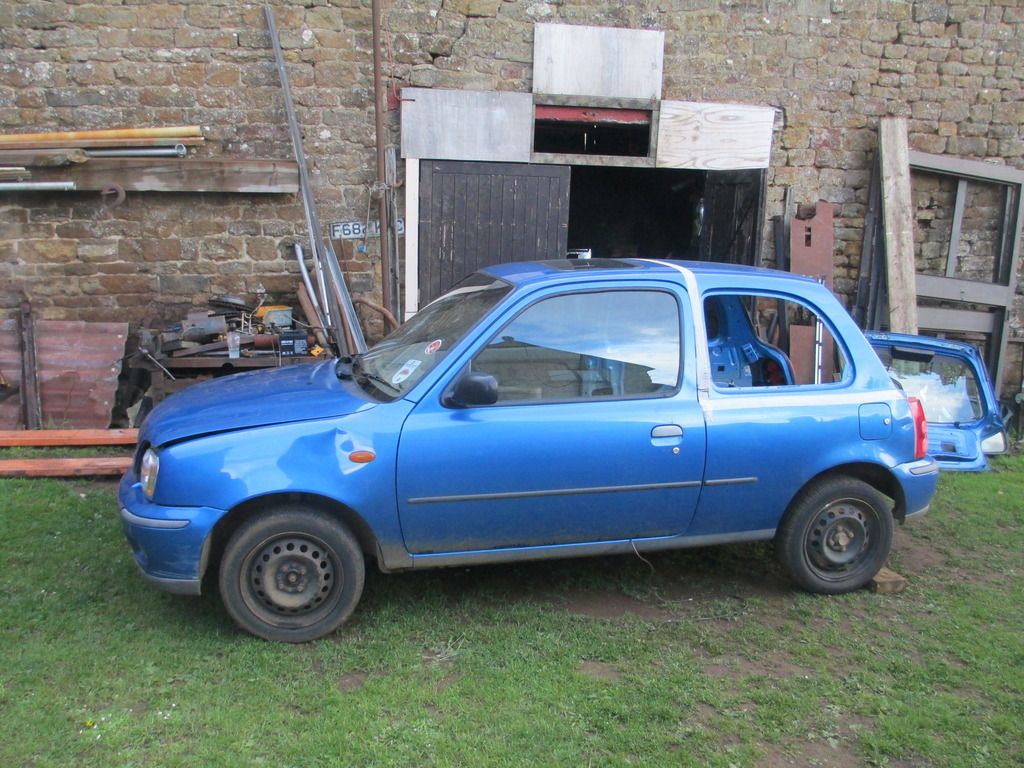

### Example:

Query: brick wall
xmin=2 ymin=1 xmax=1023 ymax=352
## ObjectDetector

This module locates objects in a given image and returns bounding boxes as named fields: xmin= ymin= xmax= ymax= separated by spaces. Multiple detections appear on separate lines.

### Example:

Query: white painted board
xmin=400 ymin=88 xmax=533 ymax=162
xmin=533 ymin=24 xmax=664 ymax=100
xmin=656 ymin=101 xmax=776 ymax=170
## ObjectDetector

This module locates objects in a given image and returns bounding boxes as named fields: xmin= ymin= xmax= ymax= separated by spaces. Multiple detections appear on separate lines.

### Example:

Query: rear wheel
xmin=776 ymin=476 xmax=893 ymax=594
xmin=219 ymin=507 xmax=364 ymax=642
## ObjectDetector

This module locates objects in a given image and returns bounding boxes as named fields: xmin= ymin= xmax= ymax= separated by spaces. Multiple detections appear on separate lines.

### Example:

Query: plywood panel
xmin=401 ymin=88 xmax=533 ymax=162
xmin=656 ymin=101 xmax=775 ymax=170
xmin=533 ymin=24 xmax=664 ymax=100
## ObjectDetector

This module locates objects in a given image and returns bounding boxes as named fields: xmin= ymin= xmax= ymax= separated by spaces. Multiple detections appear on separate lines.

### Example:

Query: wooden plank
xmin=401 ymin=88 xmax=533 ymax=162
xmin=0 ymin=456 xmax=131 ymax=477
xmin=0 ymin=137 xmax=204 ymax=150
xmin=404 ymin=158 xmax=420 ymax=318
xmin=915 ymin=274 xmax=1011 ymax=306
xmin=656 ymin=101 xmax=775 ymax=171
xmin=0 ymin=167 xmax=30 ymax=181
xmin=18 ymin=300 xmax=41 ymax=430
xmin=0 ymin=126 xmax=202 ymax=145
xmin=917 ymin=306 xmax=997 ymax=334
xmin=30 ymin=158 xmax=298 ymax=194
xmin=533 ymin=24 xmax=664 ymax=100
xmin=879 ymin=117 xmax=919 ymax=334
xmin=0 ymin=428 xmax=138 ymax=447
xmin=0 ymin=149 xmax=89 ymax=166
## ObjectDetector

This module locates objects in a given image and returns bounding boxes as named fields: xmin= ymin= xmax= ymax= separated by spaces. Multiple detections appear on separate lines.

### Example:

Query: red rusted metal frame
xmin=534 ymin=105 xmax=651 ymax=125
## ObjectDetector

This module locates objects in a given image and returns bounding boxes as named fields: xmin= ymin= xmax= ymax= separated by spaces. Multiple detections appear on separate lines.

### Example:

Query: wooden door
xmin=699 ymin=169 xmax=766 ymax=266
xmin=418 ymin=161 xmax=571 ymax=305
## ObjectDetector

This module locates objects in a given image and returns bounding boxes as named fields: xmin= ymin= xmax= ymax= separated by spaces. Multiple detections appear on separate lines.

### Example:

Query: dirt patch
xmin=891 ymin=528 xmax=947 ymax=574
xmin=336 ymin=671 xmax=368 ymax=692
xmin=701 ymin=653 xmax=812 ymax=681
xmin=576 ymin=660 xmax=622 ymax=682
xmin=759 ymin=739 xmax=863 ymax=768
xmin=556 ymin=589 xmax=668 ymax=621
xmin=435 ymin=670 xmax=461 ymax=693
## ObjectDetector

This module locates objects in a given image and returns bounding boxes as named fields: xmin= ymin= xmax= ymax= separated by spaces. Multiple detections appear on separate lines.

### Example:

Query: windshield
xmin=354 ymin=273 xmax=512 ymax=398
xmin=882 ymin=349 xmax=984 ymax=423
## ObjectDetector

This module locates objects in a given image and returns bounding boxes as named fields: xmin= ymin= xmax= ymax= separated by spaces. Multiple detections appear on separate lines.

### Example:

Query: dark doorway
xmin=566 ymin=166 xmax=765 ymax=264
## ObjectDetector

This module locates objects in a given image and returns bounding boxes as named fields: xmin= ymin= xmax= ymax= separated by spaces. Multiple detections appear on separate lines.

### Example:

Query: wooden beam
xmin=0 ymin=126 xmax=202 ymax=145
xmin=0 ymin=428 xmax=138 ymax=447
xmin=0 ymin=167 xmax=30 ymax=181
xmin=0 ymin=137 xmax=205 ymax=150
xmin=31 ymin=158 xmax=299 ymax=194
xmin=879 ymin=117 xmax=919 ymax=334
xmin=0 ymin=149 xmax=89 ymax=166
xmin=0 ymin=457 xmax=131 ymax=477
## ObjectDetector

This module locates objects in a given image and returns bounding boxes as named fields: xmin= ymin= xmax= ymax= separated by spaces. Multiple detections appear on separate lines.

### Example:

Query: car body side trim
xmin=407 ymin=479 xmax=704 ymax=505
xmin=703 ymin=476 xmax=758 ymax=487
xmin=407 ymin=528 xmax=778 ymax=569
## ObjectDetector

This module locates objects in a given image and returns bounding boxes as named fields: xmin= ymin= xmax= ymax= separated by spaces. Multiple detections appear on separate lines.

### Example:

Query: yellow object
xmin=254 ymin=305 xmax=290 ymax=320
xmin=309 ymin=345 xmax=325 ymax=357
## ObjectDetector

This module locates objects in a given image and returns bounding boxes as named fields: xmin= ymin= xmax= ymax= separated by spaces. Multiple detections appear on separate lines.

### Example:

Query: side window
xmin=472 ymin=290 xmax=680 ymax=403
xmin=704 ymin=293 xmax=849 ymax=388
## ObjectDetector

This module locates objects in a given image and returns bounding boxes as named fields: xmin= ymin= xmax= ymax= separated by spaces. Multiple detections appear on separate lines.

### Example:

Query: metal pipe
xmin=264 ymin=5 xmax=366 ymax=354
xmin=86 ymin=144 xmax=187 ymax=158
xmin=0 ymin=181 xmax=76 ymax=192
xmin=371 ymin=0 xmax=395 ymax=317
xmin=293 ymin=243 xmax=326 ymax=331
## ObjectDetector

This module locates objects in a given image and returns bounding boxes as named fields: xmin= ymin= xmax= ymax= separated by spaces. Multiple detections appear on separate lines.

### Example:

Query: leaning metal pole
xmin=371 ymin=0 xmax=395 ymax=317
xmin=264 ymin=6 xmax=366 ymax=354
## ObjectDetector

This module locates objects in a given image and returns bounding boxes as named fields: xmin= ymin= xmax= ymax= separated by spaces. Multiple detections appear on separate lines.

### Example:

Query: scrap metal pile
xmin=137 ymin=290 xmax=326 ymax=369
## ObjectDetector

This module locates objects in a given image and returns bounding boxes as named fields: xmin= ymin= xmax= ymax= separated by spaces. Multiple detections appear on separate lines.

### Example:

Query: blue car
xmin=120 ymin=260 xmax=938 ymax=641
xmin=867 ymin=332 xmax=1007 ymax=471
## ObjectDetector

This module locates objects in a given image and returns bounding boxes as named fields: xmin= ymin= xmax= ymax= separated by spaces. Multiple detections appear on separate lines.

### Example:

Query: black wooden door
xmin=418 ymin=161 xmax=571 ymax=305
xmin=698 ymin=169 xmax=766 ymax=265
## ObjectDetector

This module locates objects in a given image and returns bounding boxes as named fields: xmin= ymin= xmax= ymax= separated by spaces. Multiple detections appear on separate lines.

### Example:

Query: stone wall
xmin=1 ymin=0 xmax=1023 ymax=356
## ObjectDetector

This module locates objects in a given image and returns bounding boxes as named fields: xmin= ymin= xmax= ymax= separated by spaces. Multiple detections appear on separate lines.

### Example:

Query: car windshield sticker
xmin=425 ymin=339 xmax=443 ymax=355
xmin=391 ymin=358 xmax=422 ymax=385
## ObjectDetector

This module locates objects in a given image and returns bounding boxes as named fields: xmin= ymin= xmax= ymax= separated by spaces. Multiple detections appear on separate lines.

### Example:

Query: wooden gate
xmin=418 ymin=161 xmax=571 ymax=305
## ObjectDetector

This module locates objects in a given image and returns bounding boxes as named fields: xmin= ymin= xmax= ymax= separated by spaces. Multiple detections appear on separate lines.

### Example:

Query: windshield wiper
xmin=355 ymin=369 xmax=401 ymax=395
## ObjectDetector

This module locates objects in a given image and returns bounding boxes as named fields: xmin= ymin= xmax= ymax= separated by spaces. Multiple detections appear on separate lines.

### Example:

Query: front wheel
xmin=776 ymin=477 xmax=893 ymax=594
xmin=219 ymin=508 xmax=365 ymax=642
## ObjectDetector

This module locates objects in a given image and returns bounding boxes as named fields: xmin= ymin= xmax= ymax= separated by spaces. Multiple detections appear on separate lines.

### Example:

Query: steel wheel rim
xmin=240 ymin=532 xmax=343 ymax=624
xmin=804 ymin=497 xmax=875 ymax=581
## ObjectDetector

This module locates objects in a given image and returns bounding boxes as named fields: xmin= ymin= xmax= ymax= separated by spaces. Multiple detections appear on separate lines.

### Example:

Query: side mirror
xmin=444 ymin=371 xmax=498 ymax=408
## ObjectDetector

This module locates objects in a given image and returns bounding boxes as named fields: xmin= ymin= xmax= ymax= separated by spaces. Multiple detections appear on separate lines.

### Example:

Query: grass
xmin=1 ymin=458 xmax=1022 ymax=767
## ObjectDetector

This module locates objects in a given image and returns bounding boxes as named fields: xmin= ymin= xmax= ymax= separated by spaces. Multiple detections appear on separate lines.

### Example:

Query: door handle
xmin=651 ymin=425 xmax=683 ymax=439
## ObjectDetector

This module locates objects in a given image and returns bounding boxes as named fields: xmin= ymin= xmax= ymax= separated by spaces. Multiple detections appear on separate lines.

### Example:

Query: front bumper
xmin=118 ymin=473 xmax=226 ymax=595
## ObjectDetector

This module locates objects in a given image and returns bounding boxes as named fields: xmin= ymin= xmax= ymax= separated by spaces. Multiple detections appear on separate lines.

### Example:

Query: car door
xmin=396 ymin=284 xmax=707 ymax=554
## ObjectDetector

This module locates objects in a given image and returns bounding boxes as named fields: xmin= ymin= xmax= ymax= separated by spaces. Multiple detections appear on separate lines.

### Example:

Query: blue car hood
xmin=141 ymin=361 xmax=375 ymax=447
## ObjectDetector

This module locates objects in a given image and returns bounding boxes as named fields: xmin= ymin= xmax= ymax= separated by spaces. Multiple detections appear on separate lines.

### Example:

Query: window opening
xmin=472 ymin=290 xmax=680 ymax=403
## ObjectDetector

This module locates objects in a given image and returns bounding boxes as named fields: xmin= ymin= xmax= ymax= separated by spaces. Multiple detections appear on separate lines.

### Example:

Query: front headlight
xmin=981 ymin=431 xmax=1007 ymax=455
xmin=140 ymin=448 xmax=160 ymax=499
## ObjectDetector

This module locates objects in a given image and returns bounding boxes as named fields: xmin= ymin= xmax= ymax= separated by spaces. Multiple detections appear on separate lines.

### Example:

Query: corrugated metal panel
xmin=0 ymin=319 xmax=127 ymax=429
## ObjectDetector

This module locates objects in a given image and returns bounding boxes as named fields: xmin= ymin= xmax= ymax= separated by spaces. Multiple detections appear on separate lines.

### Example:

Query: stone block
xmin=870 ymin=567 xmax=907 ymax=593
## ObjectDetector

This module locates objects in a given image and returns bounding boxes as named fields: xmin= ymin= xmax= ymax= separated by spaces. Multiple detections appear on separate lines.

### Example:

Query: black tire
xmin=218 ymin=508 xmax=365 ymax=642
xmin=775 ymin=476 xmax=893 ymax=594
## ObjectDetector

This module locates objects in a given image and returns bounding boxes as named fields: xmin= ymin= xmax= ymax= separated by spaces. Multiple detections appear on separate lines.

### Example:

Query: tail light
xmin=908 ymin=396 xmax=928 ymax=460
